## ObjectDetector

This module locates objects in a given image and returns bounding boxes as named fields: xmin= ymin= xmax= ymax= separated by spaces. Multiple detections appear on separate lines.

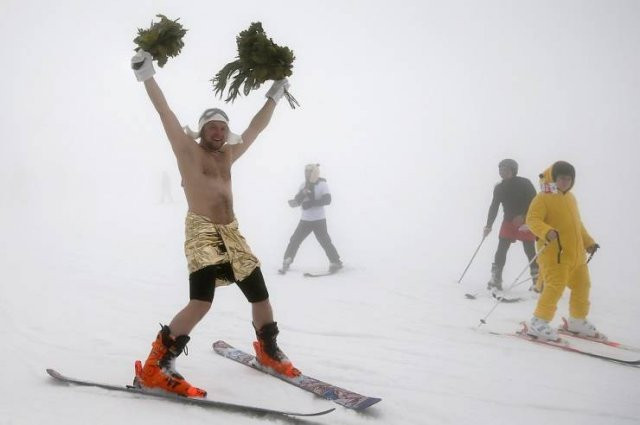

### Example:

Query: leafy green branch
xmin=133 ymin=14 xmax=187 ymax=67
xmin=212 ymin=22 xmax=298 ymax=107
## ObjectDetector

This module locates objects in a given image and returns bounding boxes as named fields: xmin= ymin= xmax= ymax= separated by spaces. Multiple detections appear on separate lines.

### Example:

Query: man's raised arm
xmin=232 ymin=79 xmax=290 ymax=162
xmin=132 ymin=51 xmax=193 ymax=156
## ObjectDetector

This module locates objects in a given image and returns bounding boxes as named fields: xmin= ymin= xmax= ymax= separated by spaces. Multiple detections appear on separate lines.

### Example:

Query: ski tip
xmin=212 ymin=340 xmax=232 ymax=350
xmin=46 ymin=369 xmax=71 ymax=383
xmin=353 ymin=397 xmax=382 ymax=410
xmin=306 ymin=407 xmax=336 ymax=416
xmin=46 ymin=368 xmax=61 ymax=378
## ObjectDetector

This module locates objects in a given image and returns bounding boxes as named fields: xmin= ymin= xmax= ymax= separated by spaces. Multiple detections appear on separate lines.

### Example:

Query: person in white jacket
xmin=280 ymin=164 xmax=342 ymax=274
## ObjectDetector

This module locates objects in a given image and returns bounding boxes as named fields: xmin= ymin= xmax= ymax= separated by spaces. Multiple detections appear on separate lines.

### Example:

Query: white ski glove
xmin=131 ymin=50 xmax=155 ymax=82
xmin=265 ymin=78 xmax=290 ymax=103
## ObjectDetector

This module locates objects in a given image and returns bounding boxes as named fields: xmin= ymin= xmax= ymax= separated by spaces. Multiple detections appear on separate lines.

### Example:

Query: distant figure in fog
xmin=483 ymin=159 xmax=539 ymax=292
xmin=279 ymin=164 xmax=342 ymax=275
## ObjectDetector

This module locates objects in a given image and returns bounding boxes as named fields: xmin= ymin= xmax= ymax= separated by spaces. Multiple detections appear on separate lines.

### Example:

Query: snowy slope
xmin=2 ymin=199 xmax=639 ymax=425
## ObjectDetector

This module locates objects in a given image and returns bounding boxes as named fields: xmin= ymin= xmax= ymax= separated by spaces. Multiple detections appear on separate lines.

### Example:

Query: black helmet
xmin=498 ymin=159 xmax=518 ymax=175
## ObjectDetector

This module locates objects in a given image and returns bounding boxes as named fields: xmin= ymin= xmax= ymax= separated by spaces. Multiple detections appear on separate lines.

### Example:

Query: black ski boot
xmin=487 ymin=263 xmax=503 ymax=291
xmin=253 ymin=322 xmax=300 ymax=377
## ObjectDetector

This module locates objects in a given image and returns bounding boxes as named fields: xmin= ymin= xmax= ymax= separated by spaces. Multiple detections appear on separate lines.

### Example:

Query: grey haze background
xmin=2 ymin=0 xmax=639 ymax=272
xmin=1 ymin=0 xmax=639 ymax=423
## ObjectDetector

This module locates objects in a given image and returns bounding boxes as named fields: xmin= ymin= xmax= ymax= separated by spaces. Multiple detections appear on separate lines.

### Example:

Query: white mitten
xmin=131 ymin=50 xmax=155 ymax=82
xmin=265 ymin=78 xmax=290 ymax=103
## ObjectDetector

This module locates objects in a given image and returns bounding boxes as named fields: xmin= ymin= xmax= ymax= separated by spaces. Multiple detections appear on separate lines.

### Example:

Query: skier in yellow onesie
xmin=525 ymin=161 xmax=602 ymax=341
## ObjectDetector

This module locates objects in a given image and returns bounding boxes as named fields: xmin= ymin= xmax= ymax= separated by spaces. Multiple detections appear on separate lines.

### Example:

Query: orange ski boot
xmin=253 ymin=322 xmax=301 ymax=377
xmin=134 ymin=325 xmax=206 ymax=398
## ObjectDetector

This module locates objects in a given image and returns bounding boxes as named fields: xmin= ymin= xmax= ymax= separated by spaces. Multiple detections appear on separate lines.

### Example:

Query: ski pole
xmin=506 ymin=275 xmax=536 ymax=291
xmin=458 ymin=235 xmax=487 ymax=284
xmin=478 ymin=241 xmax=549 ymax=327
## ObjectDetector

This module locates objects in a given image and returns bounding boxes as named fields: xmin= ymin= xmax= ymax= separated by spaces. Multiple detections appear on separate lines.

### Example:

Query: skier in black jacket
xmin=484 ymin=159 xmax=538 ymax=291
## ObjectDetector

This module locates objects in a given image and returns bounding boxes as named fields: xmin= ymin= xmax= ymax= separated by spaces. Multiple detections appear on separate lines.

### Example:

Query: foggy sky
xmin=2 ymin=0 xmax=639 ymax=284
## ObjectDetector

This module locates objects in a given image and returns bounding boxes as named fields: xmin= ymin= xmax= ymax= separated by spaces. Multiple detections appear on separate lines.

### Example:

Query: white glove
xmin=265 ymin=78 xmax=290 ymax=103
xmin=131 ymin=50 xmax=155 ymax=82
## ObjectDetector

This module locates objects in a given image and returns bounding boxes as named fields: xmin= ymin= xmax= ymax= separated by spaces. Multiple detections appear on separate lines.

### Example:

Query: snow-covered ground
xmin=2 ymin=192 xmax=640 ymax=425
xmin=2 ymin=1 xmax=640 ymax=424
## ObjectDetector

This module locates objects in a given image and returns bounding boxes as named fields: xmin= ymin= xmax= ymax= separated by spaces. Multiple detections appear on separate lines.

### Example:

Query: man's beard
xmin=202 ymin=138 xmax=224 ymax=152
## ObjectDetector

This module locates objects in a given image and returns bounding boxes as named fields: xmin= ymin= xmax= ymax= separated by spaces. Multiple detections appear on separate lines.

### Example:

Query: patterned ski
xmin=212 ymin=340 xmax=381 ymax=410
xmin=46 ymin=369 xmax=334 ymax=417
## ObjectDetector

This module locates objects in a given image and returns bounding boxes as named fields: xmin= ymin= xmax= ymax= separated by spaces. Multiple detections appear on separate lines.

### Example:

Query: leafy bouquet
xmin=133 ymin=14 xmax=187 ymax=67
xmin=212 ymin=22 xmax=298 ymax=108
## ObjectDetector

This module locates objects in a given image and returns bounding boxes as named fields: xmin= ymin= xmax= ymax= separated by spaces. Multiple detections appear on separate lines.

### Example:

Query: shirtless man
xmin=130 ymin=50 xmax=298 ymax=398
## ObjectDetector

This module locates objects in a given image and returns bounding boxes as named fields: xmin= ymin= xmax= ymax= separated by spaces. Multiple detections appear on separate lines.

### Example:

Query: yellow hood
xmin=526 ymin=162 xmax=593 ymax=266
xmin=538 ymin=162 xmax=575 ymax=193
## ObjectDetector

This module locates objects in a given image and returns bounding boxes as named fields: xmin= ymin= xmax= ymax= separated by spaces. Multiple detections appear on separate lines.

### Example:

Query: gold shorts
xmin=184 ymin=212 xmax=260 ymax=287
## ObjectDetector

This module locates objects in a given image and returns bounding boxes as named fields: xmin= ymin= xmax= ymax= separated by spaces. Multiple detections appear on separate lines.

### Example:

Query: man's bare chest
xmin=200 ymin=156 xmax=229 ymax=179
xmin=191 ymin=148 xmax=231 ymax=181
